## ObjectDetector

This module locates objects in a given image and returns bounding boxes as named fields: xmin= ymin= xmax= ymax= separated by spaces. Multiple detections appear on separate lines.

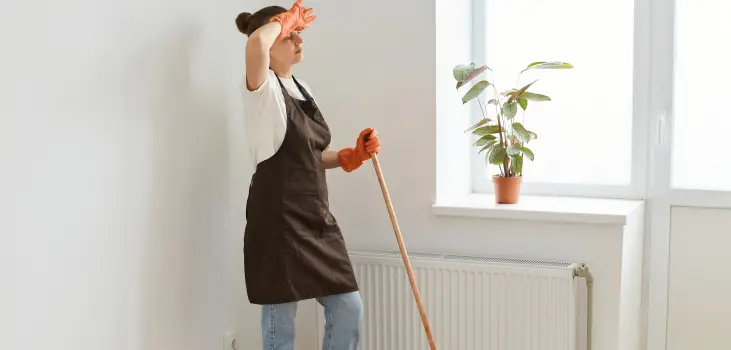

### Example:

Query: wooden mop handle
xmin=369 ymin=153 xmax=437 ymax=350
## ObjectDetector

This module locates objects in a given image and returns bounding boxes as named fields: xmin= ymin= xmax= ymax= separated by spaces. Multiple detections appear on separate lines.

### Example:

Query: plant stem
xmin=493 ymin=90 xmax=510 ymax=177
xmin=476 ymin=97 xmax=487 ymax=122
xmin=478 ymin=92 xmax=501 ymax=176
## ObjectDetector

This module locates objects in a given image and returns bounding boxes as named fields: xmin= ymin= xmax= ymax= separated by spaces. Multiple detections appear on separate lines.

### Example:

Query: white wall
xmin=1 ymin=0 xmax=252 ymax=349
xmin=666 ymin=207 xmax=731 ymax=350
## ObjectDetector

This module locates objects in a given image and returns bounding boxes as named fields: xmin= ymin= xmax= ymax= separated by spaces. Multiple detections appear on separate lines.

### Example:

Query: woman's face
xmin=270 ymin=31 xmax=304 ymax=66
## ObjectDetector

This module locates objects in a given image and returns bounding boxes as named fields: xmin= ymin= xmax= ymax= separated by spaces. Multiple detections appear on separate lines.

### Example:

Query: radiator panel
xmin=317 ymin=249 xmax=587 ymax=350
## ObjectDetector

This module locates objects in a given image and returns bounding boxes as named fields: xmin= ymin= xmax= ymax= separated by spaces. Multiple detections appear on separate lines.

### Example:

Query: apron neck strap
xmin=272 ymin=70 xmax=313 ymax=102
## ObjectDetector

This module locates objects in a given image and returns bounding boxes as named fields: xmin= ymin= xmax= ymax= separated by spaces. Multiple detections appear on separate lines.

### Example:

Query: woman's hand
xmin=355 ymin=128 xmax=380 ymax=160
xmin=269 ymin=0 xmax=317 ymax=40
xmin=337 ymin=128 xmax=381 ymax=172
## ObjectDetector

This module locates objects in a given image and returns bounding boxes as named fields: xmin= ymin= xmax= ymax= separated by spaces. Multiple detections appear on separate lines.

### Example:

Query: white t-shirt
xmin=240 ymin=69 xmax=315 ymax=168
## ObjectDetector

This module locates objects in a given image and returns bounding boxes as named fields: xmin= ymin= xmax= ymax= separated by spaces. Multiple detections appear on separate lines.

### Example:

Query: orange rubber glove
xmin=269 ymin=0 xmax=316 ymax=40
xmin=338 ymin=128 xmax=381 ymax=172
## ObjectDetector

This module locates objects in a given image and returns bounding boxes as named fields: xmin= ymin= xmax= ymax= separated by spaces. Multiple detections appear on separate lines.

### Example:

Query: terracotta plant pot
xmin=492 ymin=175 xmax=522 ymax=204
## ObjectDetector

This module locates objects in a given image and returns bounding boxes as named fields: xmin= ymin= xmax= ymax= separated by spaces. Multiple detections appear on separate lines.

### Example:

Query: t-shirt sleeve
xmin=240 ymin=71 xmax=288 ymax=166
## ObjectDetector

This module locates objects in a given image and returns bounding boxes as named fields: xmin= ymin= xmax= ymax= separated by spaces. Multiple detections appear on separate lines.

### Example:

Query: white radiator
xmin=317 ymin=249 xmax=592 ymax=350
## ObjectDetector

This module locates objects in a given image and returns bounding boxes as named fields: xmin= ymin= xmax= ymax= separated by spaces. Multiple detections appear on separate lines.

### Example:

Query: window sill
xmin=432 ymin=194 xmax=645 ymax=225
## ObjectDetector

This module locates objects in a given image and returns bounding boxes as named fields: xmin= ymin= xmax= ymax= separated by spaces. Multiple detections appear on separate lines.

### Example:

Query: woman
xmin=235 ymin=1 xmax=379 ymax=349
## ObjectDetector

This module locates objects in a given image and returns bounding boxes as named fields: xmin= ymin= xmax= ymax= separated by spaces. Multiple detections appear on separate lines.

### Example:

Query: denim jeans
xmin=261 ymin=291 xmax=363 ymax=350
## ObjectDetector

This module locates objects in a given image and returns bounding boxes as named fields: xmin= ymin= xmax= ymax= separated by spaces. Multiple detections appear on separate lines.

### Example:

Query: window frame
xmin=469 ymin=0 xmax=651 ymax=200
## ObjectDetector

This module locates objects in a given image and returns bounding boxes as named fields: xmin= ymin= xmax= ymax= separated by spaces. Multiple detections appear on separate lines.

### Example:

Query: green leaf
xmin=520 ymin=146 xmax=535 ymax=161
xmin=510 ymin=154 xmax=524 ymax=175
xmin=512 ymin=122 xmax=537 ymax=142
xmin=520 ymin=92 xmax=551 ymax=101
xmin=474 ymin=134 xmax=497 ymax=146
xmin=538 ymin=61 xmax=574 ymax=69
xmin=464 ymin=117 xmax=491 ymax=132
xmin=518 ymin=98 xmax=528 ymax=111
xmin=507 ymin=145 xmax=522 ymax=156
xmin=516 ymin=79 xmax=538 ymax=96
xmin=453 ymin=63 xmax=476 ymax=81
xmin=453 ymin=63 xmax=489 ymax=84
xmin=488 ymin=144 xmax=507 ymax=165
xmin=521 ymin=61 xmax=574 ymax=73
xmin=461 ymin=67 xmax=489 ymax=87
xmin=473 ymin=125 xmax=501 ymax=136
xmin=478 ymin=140 xmax=498 ymax=154
xmin=461 ymin=80 xmax=490 ymax=104
xmin=501 ymin=101 xmax=518 ymax=120
xmin=526 ymin=61 xmax=546 ymax=68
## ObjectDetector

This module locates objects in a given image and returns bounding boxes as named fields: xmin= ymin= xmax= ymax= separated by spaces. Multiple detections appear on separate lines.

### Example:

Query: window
xmin=470 ymin=0 xmax=639 ymax=198
xmin=464 ymin=0 xmax=731 ymax=200
xmin=672 ymin=0 xmax=731 ymax=191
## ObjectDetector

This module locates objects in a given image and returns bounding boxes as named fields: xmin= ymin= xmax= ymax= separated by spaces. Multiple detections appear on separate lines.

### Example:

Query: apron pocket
xmin=282 ymin=193 xmax=327 ymax=232
xmin=284 ymin=166 xmax=320 ymax=194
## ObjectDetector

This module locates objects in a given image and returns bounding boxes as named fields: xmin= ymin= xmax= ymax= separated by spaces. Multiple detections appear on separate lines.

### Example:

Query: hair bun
xmin=235 ymin=12 xmax=253 ymax=34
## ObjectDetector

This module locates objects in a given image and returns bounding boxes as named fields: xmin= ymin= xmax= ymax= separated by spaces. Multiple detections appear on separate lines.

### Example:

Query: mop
xmin=367 ymin=141 xmax=438 ymax=350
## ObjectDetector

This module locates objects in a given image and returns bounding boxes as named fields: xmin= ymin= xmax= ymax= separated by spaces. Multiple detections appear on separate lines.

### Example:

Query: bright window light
xmin=475 ymin=0 xmax=635 ymax=187
xmin=673 ymin=0 xmax=731 ymax=191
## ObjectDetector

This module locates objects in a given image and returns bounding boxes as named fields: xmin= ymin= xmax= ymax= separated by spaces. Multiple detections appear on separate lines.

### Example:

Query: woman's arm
xmin=245 ymin=22 xmax=282 ymax=91
xmin=322 ymin=150 xmax=341 ymax=169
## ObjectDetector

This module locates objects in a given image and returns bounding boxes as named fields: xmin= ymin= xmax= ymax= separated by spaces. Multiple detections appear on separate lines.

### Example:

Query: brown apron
xmin=243 ymin=73 xmax=359 ymax=305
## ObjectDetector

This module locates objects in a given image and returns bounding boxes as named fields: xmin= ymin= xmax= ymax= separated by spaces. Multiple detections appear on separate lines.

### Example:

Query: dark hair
xmin=235 ymin=6 xmax=287 ymax=37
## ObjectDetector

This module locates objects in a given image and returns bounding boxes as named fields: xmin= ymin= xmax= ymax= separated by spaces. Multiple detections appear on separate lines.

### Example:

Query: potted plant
xmin=452 ymin=61 xmax=573 ymax=204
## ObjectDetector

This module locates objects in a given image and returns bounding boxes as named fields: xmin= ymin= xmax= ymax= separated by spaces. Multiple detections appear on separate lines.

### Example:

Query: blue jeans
xmin=261 ymin=291 xmax=363 ymax=350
